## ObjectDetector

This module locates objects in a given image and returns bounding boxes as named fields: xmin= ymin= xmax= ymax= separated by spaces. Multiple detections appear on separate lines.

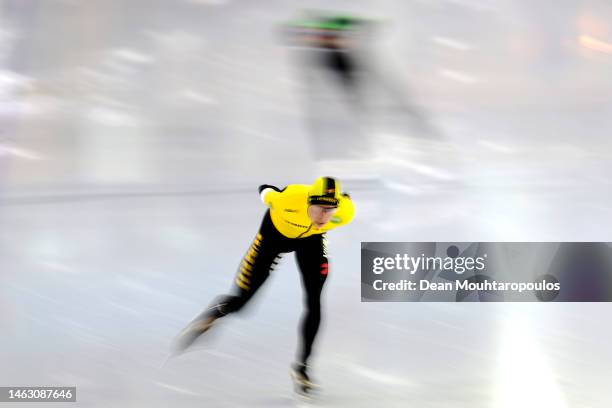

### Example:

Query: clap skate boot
xmin=290 ymin=362 xmax=320 ymax=398
xmin=172 ymin=303 xmax=225 ymax=354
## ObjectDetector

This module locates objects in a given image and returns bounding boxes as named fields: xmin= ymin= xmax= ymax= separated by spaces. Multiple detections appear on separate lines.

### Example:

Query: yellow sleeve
xmin=328 ymin=194 xmax=355 ymax=227
xmin=339 ymin=194 xmax=356 ymax=225
xmin=261 ymin=188 xmax=281 ymax=209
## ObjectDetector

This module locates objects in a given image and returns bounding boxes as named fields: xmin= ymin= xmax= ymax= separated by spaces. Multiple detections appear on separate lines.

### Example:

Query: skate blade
xmin=293 ymin=386 xmax=315 ymax=403
xmin=290 ymin=373 xmax=321 ymax=403
xmin=172 ymin=318 xmax=216 ymax=353
xmin=290 ymin=371 xmax=320 ymax=390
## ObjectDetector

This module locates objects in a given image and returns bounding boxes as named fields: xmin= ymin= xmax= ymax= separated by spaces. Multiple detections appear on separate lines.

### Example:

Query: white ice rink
xmin=1 ymin=0 xmax=612 ymax=407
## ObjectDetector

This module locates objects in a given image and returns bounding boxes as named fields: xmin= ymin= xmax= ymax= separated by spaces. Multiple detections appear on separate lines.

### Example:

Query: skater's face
xmin=308 ymin=205 xmax=338 ymax=229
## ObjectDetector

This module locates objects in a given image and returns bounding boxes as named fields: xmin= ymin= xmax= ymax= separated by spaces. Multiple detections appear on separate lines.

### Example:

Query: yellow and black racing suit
xmin=206 ymin=183 xmax=355 ymax=365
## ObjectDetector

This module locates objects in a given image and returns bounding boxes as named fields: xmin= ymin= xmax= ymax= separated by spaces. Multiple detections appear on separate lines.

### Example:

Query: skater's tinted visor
xmin=308 ymin=196 xmax=339 ymax=207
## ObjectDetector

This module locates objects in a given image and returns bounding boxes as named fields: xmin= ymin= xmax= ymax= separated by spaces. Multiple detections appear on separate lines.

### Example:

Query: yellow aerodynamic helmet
xmin=308 ymin=176 xmax=342 ymax=207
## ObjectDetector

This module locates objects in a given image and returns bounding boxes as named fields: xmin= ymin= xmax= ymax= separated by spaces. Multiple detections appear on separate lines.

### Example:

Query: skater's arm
xmin=335 ymin=193 xmax=356 ymax=226
xmin=258 ymin=184 xmax=281 ymax=206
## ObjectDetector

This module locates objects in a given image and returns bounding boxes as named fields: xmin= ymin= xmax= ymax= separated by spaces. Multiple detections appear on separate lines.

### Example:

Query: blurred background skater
xmin=283 ymin=10 xmax=443 ymax=181
xmin=172 ymin=177 xmax=355 ymax=397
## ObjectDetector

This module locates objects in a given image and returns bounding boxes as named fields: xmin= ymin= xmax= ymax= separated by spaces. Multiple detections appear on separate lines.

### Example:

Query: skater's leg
xmin=211 ymin=231 xmax=282 ymax=316
xmin=174 ymin=213 xmax=283 ymax=352
xmin=209 ymin=210 xmax=287 ymax=315
xmin=294 ymin=233 xmax=329 ymax=366
xmin=290 ymin=234 xmax=329 ymax=395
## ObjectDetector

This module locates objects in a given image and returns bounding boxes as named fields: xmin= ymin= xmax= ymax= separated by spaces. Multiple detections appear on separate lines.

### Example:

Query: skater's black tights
xmin=299 ymin=301 xmax=321 ymax=366
xmin=206 ymin=211 xmax=329 ymax=366
xmin=295 ymin=237 xmax=328 ymax=366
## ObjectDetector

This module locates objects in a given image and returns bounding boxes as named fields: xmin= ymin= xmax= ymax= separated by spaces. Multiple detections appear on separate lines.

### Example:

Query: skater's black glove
xmin=258 ymin=184 xmax=280 ymax=194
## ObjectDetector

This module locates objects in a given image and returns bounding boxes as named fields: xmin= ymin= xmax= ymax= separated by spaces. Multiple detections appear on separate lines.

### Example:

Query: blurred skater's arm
xmin=336 ymin=192 xmax=356 ymax=226
xmin=258 ymin=184 xmax=281 ymax=206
